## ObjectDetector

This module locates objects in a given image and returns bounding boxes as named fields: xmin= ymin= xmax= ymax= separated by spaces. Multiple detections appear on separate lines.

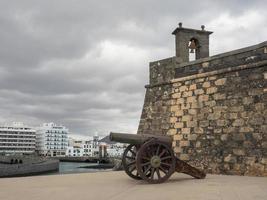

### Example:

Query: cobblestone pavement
xmin=0 ymin=171 xmax=266 ymax=200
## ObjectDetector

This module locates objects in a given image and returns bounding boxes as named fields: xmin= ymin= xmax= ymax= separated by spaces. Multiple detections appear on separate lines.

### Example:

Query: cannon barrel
xmin=109 ymin=132 xmax=172 ymax=145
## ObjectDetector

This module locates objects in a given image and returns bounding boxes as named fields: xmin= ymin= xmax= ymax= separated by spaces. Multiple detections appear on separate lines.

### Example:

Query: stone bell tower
xmin=172 ymin=22 xmax=213 ymax=62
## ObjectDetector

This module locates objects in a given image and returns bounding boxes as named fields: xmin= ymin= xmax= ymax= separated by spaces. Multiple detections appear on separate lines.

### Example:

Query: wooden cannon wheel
xmin=122 ymin=144 xmax=142 ymax=180
xmin=136 ymin=140 xmax=176 ymax=184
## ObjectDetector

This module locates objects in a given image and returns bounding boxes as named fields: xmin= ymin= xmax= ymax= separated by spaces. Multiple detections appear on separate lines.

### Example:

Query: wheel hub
xmin=150 ymin=156 xmax=161 ymax=168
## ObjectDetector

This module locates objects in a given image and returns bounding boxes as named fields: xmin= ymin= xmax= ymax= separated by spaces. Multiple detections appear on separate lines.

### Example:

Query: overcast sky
xmin=0 ymin=0 xmax=266 ymax=138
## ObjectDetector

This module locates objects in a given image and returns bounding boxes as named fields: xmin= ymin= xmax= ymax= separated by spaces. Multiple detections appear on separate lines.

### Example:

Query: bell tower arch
xmin=172 ymin=23 xmax=213 ymax=63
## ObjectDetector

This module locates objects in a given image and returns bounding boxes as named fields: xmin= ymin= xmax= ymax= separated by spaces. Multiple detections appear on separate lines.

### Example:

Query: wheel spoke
xmin=141 ymin=161 xmax=150 ymax=167
xmin=156 ymin=145 xmax=160 ymax=155
xmin=144 ymin=165 xmax=152 ymax=175
xmin=156 ymin=168 xmax=161 ymax=179
xmin=125 ymin=156 xmax=135 ymax=160
xmin=129 ymin=149 xmax=136 ymax=156
xmin=161 ymin=162 xmax=171 ymax=167
xmin=161 ymin=156 xmax=172 ymax=161
xmin=159 ymin=166 xmax=167 ymax=174
xmin=126 ymin=160 xmax=135 ymax=167
xmin=142 ymin=156 xmax=150 ymax=161
xmin=159 ymin=149 xmax=167 ymax=157
xmin=150 ymin=168 xmax=155 ymax=179
xmin=129 ymin=165 xmax=136 ymax=172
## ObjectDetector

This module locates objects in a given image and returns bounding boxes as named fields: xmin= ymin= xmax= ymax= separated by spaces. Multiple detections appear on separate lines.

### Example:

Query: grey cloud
xmin=0 ymin=0 xmax=266 ymax=136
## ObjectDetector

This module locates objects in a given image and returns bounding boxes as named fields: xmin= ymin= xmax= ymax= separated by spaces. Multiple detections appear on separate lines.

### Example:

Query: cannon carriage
xmin=110 ymin=132 xmax=206 ymax=184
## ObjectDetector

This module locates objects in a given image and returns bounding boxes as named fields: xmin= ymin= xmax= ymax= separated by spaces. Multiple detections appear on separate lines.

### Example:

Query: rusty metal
xmin=110 ymin=132 xmax=206 ymax=184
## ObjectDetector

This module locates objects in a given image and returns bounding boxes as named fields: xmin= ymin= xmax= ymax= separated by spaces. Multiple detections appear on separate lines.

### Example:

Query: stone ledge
xmin=145 ymin=59 xmax=267 ymax=88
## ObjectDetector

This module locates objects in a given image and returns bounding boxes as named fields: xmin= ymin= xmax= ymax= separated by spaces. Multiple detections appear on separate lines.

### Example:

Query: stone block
xmin=206 ymin=87 xmax=218 ymax=94
xmin=194 ymin=89 xmax=204 ymax=95
xmin=224 ymin=154 xmax=237 ymax=163
xmin=231 ymin=106 xmax=244 ymax=112
xmin=195 ymin=78 xmax=205 ymax=83
xmin=239 ymin=127 xmax=254 ymax=133
xmin=181 ymin=128 xmax=190 ymax=134
xmin=227 ymin=113 xmax=238 ymax=119
xmin=252 ymin=133 xmax=262 ymax=140
xmin=213 ymin=93 xmax=226 ymax=100
xmin=187 ymin=120 xmax=198 ymax=127
xmin=189 ymin=84 xmax=197 ymax=90
xmin=217 ymin=120 xmax=229 ymax=126
xmin=179 ymin=85 xmax=188 ymax=92
xmin=242 ymin=97 xmax=253 ymax=105
xmin=249 ymin=114 xmax=264 ymax=125
xmin=170 ymin=117 xmax=177 ymax=123
xmin=248 ymin=89 xmax=263 ymax=96
xmin=220 ymin=134 xmax=228 ymax=141
xmin=202 ymin=82 xmax=211 ymax=88
xmin=196 ymin=141 xmax=201 ymax=148
xmin=200 ymin=107 xmax=210 ymax=113
xmin=188 ymin=109 xmax=197 ymax=115
xmin=232 ymin=119 xmax=244 ymax=127
xmin=207 ymin=112 xmax=221 ymax=120
xmin=214 ymin=129 xmax=222 ymax=134
xmin=182 ymin=115 xmax=192 ymax=121
xmin=191 ymin=101 xmax=203 ymax=109
xmin=172 ymin=93 xmax=181 ymax=98
xmin=173 ymin=82 xmax=182 ymax=87
xmin=173 ymin=134 xmax=183 ymax=140
xmin=187 ymin=96 xmax=197 ymax=103
xmin=182 ymin=91 xmax=193 ymax=97
xmin=233 ymin=134 xmax=245 ymax=141
xmin=198 ymin=95 xmax=209 ymax=102
xmin=255 ymin=103 xmax=265 ymax=111
xmin=174 ymin=147 xmax=182 ymax=153
xmin=205 ymin=100 xmax=216 ymax=107
xmin=175 ymin=110 xmax=184 ymax=116
xmin=245 ymin=157 xmax=256 ymax=165
xmin=202 ymin=62 xmax=209 ymax=68
xmin=180 ymin=140 xmax=190 ymax=147
xmin=176 ymin=98 xmax=185 ymax=104
xmin=181 ymin=103 xmax=191 ymax=110
xmin=260 ymin=125 xmax=267 ymax=133
xmin=194 ymin=127 xmax=204 ymax=134
xmin=179 ymin=154 xmax=190 ymax=161
xmin=199 ymin=120 xmax=209 ymax=127
xmin=209 ymin=76 xmax=217 ymax=80
xmin=262 ymin=142 xmax=267 ymax=149
xmin=239 ymin=112 xmax=248 ymax=120
xmin=174 ymin=122 xmax=184 ymax=128
xmin=248 ymin=73 xmax=263 ymax=80
xmin=215 ymin=78 xmax=227 ymax=86
xmin=233 ymin=149 xmax=245 ymax=156
xmin=167 ymin=129 xmax=177 ymax=135
xmin=170 ymin=106 xmax=179 ymax=112
xmin=188 ymin=134 xmax=198 ymax=140
xmin=222 ymin=127 xmax=236 ymax=133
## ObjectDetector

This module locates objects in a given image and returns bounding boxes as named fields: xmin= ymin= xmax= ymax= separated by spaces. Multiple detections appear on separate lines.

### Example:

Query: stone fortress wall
xmin=137 ymin=23 xmax=267 ymax=176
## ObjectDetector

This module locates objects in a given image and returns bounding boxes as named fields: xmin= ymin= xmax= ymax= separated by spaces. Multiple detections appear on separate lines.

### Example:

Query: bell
xmin=189 ymin=39 xmax=196 ymax=53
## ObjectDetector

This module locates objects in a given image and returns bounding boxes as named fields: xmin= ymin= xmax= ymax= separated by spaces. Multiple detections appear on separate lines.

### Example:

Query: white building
xmin=66 ymin=136 xmax=100 ymax=157
xmin=36 ymin=123 xmax=68 ymax=157
xmin=66 ymin=146 xmax=84 ymax=157
xmin=0 ymin=122 xmax=36 ymax=154
xmin=106 ymin=142 xmax=125 ymax=157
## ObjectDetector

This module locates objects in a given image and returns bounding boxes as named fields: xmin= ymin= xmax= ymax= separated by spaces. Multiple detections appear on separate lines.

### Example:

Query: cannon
xmin=110 ymin=132 xmax=206 ymax=184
